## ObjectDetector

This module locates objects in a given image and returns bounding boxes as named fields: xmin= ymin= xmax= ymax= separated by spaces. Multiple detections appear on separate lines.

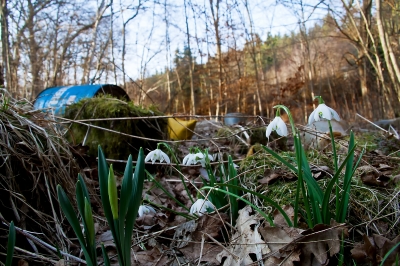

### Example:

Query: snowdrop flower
xmin=194 ymin=152 xmax=213 ymax=167
xmin=182 ymin=153 xmax=197 ymax=165
xmin=145 ymin=148 xmax=170 ymax=164
xmin=182 ymin=152 xmax=213 ymax=167
xmin=308 ymin=104 xmax=340 ymax=125
xmin=308 ymin=96 xmax=340 ymax=125
xmin=138 ymin=205 xmax=156 ymax=217
xmin=266 ymin=116 xmax=288 ymax=140
xmin=190 ymin=199 xmax=214 ymax=216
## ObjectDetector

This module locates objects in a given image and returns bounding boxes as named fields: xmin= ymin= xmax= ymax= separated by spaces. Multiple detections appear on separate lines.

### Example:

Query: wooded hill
xmin=1 ymin=0 xmax=399 ymax=122
xmin=133 ymin=11 xmax=400 ymax=123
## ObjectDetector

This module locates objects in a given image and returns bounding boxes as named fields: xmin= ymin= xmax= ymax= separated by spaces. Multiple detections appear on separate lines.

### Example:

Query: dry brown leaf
xmin=259 ymin=169 xmax=295 ymax=185
xmin=259 ymin=225 xmax=302 ymax=266
xmin=136 ymin=212 xmax=168 ymax=231
xmin=96 ymin=230 xmax=115 ymax=249
xmin=295 ymin=222 xmax=348 ymax=266
xmin=179 ymin=242 xmax=223 ymax=265
xmin=171 ymin=213 xmax=227 ymax=257
xmin=361 ymin=170 xmax=391 ymax=187
xmin=192 ymin=212 xmax=228 ymax=241
xmin=351 ymin=234 xmax=400 ymax=265
xmin=310 ymin=165 xmax=332 ymax=180
xmin=131 ymin=247 xmax=171 ymax=266
xmin=268 ymin=221 xmax=348 ymax=266
xmin=217 ymin=206 xmax=271 ymax=265
xmin=272 ymin=205 xmax=297 ymax=227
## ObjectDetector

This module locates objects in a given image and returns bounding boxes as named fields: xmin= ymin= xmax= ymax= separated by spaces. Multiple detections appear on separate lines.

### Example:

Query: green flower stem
xmin=160 ymin=142 xmax=194 ymax=204
xmin=314 ymin=95 xmax=324 ymax=104
xmin=274 ymin=104 xmax=297 ymax=137
xmin=201 ymin=186 xmax=275 ymax=226
xmin=215 ymin=183 xmax=293 ymax=227
xmin=275 ymin=103 xmax=313 ymax=228
xmin=146 ymin=171 xmax=190 ymax=211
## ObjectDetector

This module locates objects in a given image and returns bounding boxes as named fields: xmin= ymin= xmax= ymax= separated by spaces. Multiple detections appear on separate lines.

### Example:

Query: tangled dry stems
xmin=0 ymin=89 xmax=88 ymax=262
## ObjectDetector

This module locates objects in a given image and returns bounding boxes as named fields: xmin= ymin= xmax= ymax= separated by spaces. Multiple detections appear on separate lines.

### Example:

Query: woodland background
xmin=0 ymin=0 xmax=399 ymax=123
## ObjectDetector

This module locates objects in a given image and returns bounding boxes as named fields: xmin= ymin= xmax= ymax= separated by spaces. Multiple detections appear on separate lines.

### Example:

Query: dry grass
xmin=0 ymin=89 xmax=88 ymax=263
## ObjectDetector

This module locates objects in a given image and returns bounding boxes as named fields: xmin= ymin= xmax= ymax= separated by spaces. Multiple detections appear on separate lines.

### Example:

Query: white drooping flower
xmin=138 ymin=205 xmax=156 ymax=217
xmin=195 ymin=152 xmax=214 ymax=167
xmin=144 ymin=149 xmax=171 ymax=164
xmin=266 ymin=116 xmax=288 ymax=140
xmin=182 ymin=152 xmax=213 ymax=167
xmin=308 ymin=103 xmax=340 ymax=125
xmin=189 ymin=199 xmax=214 ymax=216
xmin=182 ymin=153 xmax=197 ymax=165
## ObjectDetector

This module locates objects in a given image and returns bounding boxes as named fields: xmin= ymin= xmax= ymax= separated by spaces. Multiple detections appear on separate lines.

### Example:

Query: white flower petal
xmin=182 ymin=154 xmax=191 ymax=165
xmin=159 ymin=150 xmax=171 ymax=164
xmin=276 ymin=117 xmax=288 ymax=136
xmin=308 ymin=103 xmax=340 ymax=125
xmin=266 ymin=120 xmax=275 ymax=139
xmin=329 ymin=107 xmax=341 ymax=121
xmin=138 ymin=205 xmax=156 ymax=217
xmin=145 ymin=150 xmax=156 ymax=164
xmin=266 ymin=116 xmax=287 ymax=139
xmin=190 ymin=199 xmax=214 ymax=216
xmin=195 ymin=153 xmax=204 ymax=159
xmin=308 ymin=109 xmax=316 ymax=125
xmin=319 ymin=104 xmax=333 ymax=120
xmin=144 ymin=149 xmax=170 ymax=164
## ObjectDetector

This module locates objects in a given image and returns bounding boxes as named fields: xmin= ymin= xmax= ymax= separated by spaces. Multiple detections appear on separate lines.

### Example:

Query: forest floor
xmin=0 ymin=97 xmax=399 ymax=265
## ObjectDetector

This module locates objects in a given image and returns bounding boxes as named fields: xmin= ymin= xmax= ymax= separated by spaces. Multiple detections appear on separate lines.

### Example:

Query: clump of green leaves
xmin=262 ymin=102 xmax=364 ymax=228
xmin=57 ymin=146 xmax=145 ymax=265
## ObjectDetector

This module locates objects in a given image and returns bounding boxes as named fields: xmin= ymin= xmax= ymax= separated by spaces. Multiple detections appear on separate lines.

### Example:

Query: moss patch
xmin=64 ymin=96 xmax=167 ymax=163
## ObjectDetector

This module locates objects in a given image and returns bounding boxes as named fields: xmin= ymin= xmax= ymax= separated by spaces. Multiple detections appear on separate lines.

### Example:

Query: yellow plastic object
xmin=167 ymin=118 xmax=197 ymax=140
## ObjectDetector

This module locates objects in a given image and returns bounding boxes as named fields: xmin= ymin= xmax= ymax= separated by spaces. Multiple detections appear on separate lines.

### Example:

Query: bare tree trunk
xmin=244 ymin=0 xmax=263 ymax=116
xmin=109 ymin=0 xmax=117 ymax=83
xmin=121 ymin=0 xmax=141 ymax=90
xmin=164 ymin=0 xmax=171 ymax=106
xmin=51 ymin=23 xmax=95 ymax=87
xmin=358 ymin=0 xmax=372 ymax=117
xmin=0 ymin=0 xmax=10 ymax=89
xmin=184 ymin=0 xmax=195 ymax=115
xmin=27 ymin=0 xmax=47 ymax=98
xmin=299 ymin=21 xmax=315 ymax=110
xmin=209 ymin=0 xmax=223 ymax=118
xmin=376 ymin=0 xmax=400 ymax=94
xmin=81 ymin=0 xmax=109 ymax=84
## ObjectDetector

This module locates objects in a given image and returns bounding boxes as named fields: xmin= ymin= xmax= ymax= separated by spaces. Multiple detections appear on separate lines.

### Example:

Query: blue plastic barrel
xmin=33 ymin=84 xmax=129 ymax=115
xmin=224 ymin=113 xmax=247 ymax=125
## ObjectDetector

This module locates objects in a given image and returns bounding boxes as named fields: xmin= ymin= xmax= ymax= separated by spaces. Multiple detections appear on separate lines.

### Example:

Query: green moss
xmin=64 ymin=96 xmax=167 ymax=164
xmin=346 ymin=132 xmax=378 ymax=152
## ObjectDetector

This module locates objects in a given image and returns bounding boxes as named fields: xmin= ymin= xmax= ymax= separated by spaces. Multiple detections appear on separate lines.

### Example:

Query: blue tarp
xmin=33 ymin=84 xmax=129 ymax=115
